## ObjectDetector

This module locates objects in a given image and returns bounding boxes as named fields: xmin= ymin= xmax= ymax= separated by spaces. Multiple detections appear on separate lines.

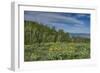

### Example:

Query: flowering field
xmin=24 ymin=42 xmax=90 ymax=61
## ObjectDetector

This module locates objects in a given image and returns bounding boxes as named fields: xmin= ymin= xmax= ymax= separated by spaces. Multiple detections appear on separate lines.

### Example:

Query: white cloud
xmin=35 ymin=12 xmax=84 ymax=25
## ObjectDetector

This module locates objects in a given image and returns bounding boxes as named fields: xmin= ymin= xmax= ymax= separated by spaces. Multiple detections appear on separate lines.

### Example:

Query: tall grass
xmin=24 ymin=42 xmax=90 ymax=61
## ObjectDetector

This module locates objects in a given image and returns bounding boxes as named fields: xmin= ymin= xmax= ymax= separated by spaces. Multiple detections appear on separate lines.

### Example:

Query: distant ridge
xmin=70 ymin=33 xmax=90 ymax=38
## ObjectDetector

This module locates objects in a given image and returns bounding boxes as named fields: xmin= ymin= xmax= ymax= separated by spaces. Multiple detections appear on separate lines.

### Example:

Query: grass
xmin=24 ymin=42 xmax=90 ymax=61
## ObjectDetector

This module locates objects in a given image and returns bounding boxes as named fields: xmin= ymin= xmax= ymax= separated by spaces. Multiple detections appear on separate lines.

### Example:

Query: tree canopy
xmin=24 ymin=21 xmax=70 ymax=45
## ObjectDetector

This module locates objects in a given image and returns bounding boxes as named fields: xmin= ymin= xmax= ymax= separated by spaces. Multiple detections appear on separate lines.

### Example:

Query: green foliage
xmin=24 ymin=21 xmax=70 ymax=44
xmin=24 ymin=20 xmax=90 ymax=61
xmin=24 ymin=42 xmax=90 ymax=61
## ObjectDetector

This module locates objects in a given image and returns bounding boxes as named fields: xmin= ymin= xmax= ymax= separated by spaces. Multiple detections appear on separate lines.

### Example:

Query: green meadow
xmin=24 ymin=21 xmax=90 ymax=61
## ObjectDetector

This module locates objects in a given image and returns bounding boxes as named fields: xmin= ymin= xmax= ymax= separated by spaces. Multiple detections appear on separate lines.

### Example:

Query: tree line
xmin=24 ymin=21 xmax=90 ymax=45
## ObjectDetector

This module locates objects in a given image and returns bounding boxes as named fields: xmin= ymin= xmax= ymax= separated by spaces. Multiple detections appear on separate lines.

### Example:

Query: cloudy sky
xmin=24 ymin=11 xmax=90 ymax=34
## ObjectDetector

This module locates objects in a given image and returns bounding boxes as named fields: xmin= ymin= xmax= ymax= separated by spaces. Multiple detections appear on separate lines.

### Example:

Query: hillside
xmin=24 ymin=20 xmax=90 ymax=61
xmin=24 ymin=20 xmax=70 ymax=45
